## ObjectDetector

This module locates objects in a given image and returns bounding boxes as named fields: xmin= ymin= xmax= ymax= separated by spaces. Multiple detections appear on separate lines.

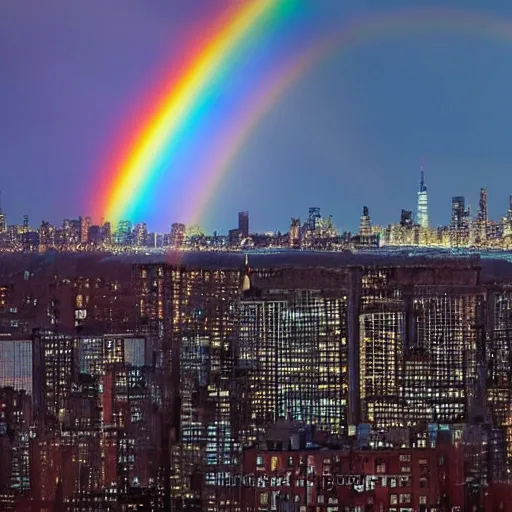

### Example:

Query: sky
xmin=2 ymin=0 xmax=512 ymax=234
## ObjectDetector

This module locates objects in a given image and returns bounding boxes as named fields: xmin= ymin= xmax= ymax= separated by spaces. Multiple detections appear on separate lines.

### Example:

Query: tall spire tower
xmin=0 ymin=191 xmax=5 ymax=234
xmin=417 ymin=163 xmax=429 ymax=228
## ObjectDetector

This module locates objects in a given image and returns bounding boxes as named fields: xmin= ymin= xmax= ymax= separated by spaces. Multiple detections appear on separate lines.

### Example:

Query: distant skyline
xmin=2 ymin=0 xmax=512 ymax=233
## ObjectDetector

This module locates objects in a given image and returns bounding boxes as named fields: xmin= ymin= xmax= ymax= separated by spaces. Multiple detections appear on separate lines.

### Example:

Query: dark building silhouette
xmin=400 ymin=208 xmax=413 ymax=227
xmin=238 ymin=211 xmax=249 ymax=238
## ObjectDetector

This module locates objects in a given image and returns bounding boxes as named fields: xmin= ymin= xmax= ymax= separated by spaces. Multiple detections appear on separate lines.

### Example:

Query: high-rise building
xmin=359 ymin=206 xmax=372 ymax=236
xmin=400 ymin=209 xmax=414 ymax=227
xmin=0 ymin=192 xmax=6 ymax=234
xmin=0 ymin=387 xmax=32 ymax=496
xmin=238 ymin=273 xmax=350 ymax=442
xmin=114 ymin=220 xmax=132 ymax=246
xmin=450 ymin=196 xmax=471 ymax=246
xmin=451 ymin=196 xmax=467 ymax=229
xmin=477 ymin=188 xmax=488 ymax=243
xmin=32 ymin=329 xmax=78 ymax=423
xmin=170 ymin=222 xmax=185 ymax=248
xmin=79 ymin=216 xmax=92 ymax=243
xmin=133 ymin=222 xmax=148 ymax=247
xmin=479 ymin=188 xmax=488 ymax=224
xmin=417 ymin=165 xmax=429 ymax=228
xmin=238 ymin=211 xmax=249 ymax=238
xmin=307 ymin=207 xmax=321 ymax=233
xmin=289 ymin=218 xmax=301 ymax=249
xmin=358 ymin=263 xmax=484 ymax=428
xmin=0 ymin=338 xmax=32 ymax=393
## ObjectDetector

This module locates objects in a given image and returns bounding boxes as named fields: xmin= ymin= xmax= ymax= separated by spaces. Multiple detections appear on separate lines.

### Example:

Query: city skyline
xmin=1 ymin=173 xmax=512 ymax=238
xmin=3 ymin=0 xmax=512 ymax=232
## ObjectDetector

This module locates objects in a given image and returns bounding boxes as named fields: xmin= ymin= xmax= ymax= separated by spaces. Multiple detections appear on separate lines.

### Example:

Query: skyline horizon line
xmin=1 ymin=182 xmax=512 ymax=236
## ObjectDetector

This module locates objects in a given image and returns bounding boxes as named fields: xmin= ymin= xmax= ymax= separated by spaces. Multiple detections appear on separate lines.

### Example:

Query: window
xmin=399 ymin=454 xmax=411 ymax=462
xmin=376 ymin=462 xmax=386 ymax=473
xmin=256 ymin=456 xmax=263 ymax=466
xmin=288 ymin=456 xmax=294 ymax=467
xmin=260 ymin=492 xmax=269 ymax=505
xmin=317 ymin=495 xmax=324 ymax=504
xmin=399 ymin=476 xmax=411 ymax=487
xmin=271 ymin=456 xmax=278 ymax=472
xmin=419 ymin=496 xmax=427 ymax=505
xmin=390 ymin=495 xmax=398 ymax=505
xmin=399 ymin=494 xmax=411 ymax=504
xmin=390 ymin=478 xmax=397 ymax=488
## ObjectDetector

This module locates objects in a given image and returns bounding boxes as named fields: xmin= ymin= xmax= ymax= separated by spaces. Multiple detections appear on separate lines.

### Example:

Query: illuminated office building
xmin=359 ymin=206 xmax=372 ymax=236
xmin=358 ymin=263 xmax=483 ymax=428
xmin=289 ymin=218 xmax=301 ymax=248
xmin=238 ymin=275 xmax=349 ymax=441
xmin=417 ymin=165 xmax=429 ymax=228
xmin=136 ymin=264 xmax=240 ymax=509
xmin=32 ymin=329 xmax=78 ymax=423
xmin=488 ymin=288 xmax=512 ymax=471
xmin=359 ymin=268 xmax=405 ymax=427
xmin=476 ymin=188 xmax=489 ymax=244
xmin=0 ymin=338 xmax=32 ymax=393
xmin=79 ymin=216 xmax=92 ymax=244
xmin=133 ymin=222 xmax=148 ymax=247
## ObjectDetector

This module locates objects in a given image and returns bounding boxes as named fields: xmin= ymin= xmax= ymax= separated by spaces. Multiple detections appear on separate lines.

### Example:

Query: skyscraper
xmin=417 ymin=164 xmax=429 ymax=228
xmin=477 ymin=187 xmax=488 ymax=243
xmin=307 ymin=207 xmax=321 ymax=232
xmin=451 ymin=196 xmax=466 ymax=229
xmin=478 ymin=188 xmax=488 ymax=224
xmin=79 ymin=216 xmax=92 ymax=243
xmin=289 ymin=218 xmax=301 ymax=249
xmin=238 ymin=211 xmax=249 ymax=238
xmin=359 ymin=206 xmax=372 ymax=236
xmin=0 ymin=338 xmax=32 ymax=393
xmin=0 ymin=192 xmax=6 ymax=234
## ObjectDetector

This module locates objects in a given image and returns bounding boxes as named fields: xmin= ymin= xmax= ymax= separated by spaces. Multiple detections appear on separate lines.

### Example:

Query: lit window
xmin=399 ymin=493 xmax=411 ymax=503
xmin=271 ymin=456 xmax=278 ymax=472
xmin=256 ymin=456 xmax=263 ymax=466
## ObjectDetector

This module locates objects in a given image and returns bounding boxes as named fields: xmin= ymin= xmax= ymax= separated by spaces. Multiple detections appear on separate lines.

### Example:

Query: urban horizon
xmin=1 ymin=171 xmax=512 ymax=253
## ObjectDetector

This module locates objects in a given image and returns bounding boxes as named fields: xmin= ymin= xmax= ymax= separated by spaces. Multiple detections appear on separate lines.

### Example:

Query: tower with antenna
xmin=417 ymin=163 xmax=429 ymax=228
xmin=0 ymin=191 xmax=5 ymax=233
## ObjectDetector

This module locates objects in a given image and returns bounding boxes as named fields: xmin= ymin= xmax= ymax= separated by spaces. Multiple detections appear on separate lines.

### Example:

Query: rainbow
xmin=97 ymin=5 xmax=512 ymax=229
xmin=97 ymin=0 xmax=307 ymax=227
